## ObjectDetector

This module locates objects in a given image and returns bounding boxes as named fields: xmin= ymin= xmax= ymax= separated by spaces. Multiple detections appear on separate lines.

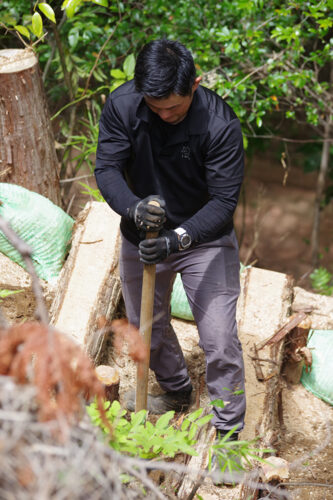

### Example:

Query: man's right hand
xmin=128 ymin=195 xmax=166 ymax=231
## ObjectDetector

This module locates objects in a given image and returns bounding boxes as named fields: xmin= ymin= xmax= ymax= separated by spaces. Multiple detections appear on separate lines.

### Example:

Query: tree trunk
xmin=0 ymin=49 xmax=61 ymax=206
xmin=310 ymin=118 xmax=331 ymax=266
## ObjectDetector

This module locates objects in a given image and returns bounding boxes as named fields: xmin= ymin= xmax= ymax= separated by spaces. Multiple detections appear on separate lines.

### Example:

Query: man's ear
xmin=192 ymin=76 xmax=202 ymax=93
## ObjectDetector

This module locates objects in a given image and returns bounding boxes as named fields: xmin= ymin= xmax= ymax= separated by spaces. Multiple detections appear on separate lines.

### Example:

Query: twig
xmin=249 ymin=355 xmax=279 ymax=366
xmin=60 ymin=173 xmax=94 ymax=184
xmin=0 ymin=22 xmax=30 ymax=49
xmin=83 ymin=18 xmax=122 ymax=95
xmin=245 ymin=134 xmax=330 ymax=143
xmin=278 ymin=482 xmax=333 ymax=489
xmin=66 ymin=193 xmax=76 ymax=214
xmin=50 ymin=86 xmax=108 ymax=121
xmin=223 ymin=51 xmax=285 ymax=99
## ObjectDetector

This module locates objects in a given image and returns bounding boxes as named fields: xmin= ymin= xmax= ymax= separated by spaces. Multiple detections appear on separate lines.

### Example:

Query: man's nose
xmin=158 ymin=110 xmax=172 ymax=121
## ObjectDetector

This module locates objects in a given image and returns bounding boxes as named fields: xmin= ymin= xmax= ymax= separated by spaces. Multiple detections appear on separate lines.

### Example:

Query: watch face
xmin=180 ymin=233 xmax=191 ymax=249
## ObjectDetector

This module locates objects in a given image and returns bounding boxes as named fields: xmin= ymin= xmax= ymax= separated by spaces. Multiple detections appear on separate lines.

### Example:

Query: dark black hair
xmin=134 ymin=39 xmax=196 ymax=98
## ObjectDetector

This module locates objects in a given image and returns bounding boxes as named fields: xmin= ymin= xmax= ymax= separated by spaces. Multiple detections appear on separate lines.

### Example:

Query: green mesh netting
xmin=0 ymin=183 xmax=74 ymax=282
xmin=170 ymin=263 xmax=250 ymax=321
xmin=301 ymin=329 xmax=333 ymax=406
xmin=170 ymin=273 xmax=194 ymax=321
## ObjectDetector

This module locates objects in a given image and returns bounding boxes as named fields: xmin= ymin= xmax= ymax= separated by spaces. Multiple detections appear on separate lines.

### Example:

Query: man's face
xmin=144 ymin=76 xmax=202 ymax=125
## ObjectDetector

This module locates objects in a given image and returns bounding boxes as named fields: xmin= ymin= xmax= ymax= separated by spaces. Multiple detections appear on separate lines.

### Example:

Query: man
xmin=95 ymin=39 xmax=246 ymax=439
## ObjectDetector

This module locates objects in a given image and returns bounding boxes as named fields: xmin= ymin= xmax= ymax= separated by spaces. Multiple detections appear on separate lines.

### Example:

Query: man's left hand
xmin=139 ymin=230 xmax=178 ymax=264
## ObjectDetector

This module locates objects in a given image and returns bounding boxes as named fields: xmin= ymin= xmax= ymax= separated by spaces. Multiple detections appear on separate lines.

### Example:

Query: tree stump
xmin=0 ymin=49 xmax=60 ymax=206
xmin=95 ymin=365 xmax=120 ymax=403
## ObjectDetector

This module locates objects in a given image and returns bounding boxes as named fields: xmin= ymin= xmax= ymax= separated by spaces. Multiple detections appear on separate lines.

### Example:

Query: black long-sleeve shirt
xmin=95 ymin=80 xmax=244 ymax=246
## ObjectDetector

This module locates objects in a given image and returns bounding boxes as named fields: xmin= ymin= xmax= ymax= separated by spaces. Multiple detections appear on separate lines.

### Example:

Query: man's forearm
xmin=94 ymin=161 xmax=140 ymax=217
xmin=181 ymin=186 xmax=242 ymax=243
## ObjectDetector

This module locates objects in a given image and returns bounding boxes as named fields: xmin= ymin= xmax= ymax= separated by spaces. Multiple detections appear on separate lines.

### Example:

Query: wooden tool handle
xmin=135 ymin=199 xmax=160 ymax=412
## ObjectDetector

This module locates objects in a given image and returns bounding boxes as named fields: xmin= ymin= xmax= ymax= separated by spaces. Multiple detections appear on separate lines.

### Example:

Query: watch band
xmin=174 ymin=227 xmax=187 ymax=237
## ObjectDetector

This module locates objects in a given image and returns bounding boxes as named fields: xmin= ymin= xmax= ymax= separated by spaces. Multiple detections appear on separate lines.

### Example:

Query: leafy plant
xmin=64 ymin=109 xmax=100 ymax=173
xmin=87 ymin=400 xmax=213 ymax=459
xmin=110 ymin=54 xmax=136 ymax=92
xmin=79 ymin=182 xmax=104 ymax=202
xmin=310 ymin=267 xmax=333 ymax=296
xmin=208 ymin=427 xmax=273 ymax=478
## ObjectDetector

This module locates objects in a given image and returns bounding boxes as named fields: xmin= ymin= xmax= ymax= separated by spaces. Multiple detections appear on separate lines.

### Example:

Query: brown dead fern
xmin=0 ymin=322 xmax=109 ymax=428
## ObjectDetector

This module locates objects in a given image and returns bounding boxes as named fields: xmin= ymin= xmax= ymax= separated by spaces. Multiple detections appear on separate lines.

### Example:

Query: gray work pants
xmin=119 ymin=230 xmax=246 ymax=432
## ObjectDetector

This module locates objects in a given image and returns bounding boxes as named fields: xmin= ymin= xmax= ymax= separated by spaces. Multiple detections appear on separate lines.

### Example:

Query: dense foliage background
xmin=1 ymin=0 xmax=332 ymax=280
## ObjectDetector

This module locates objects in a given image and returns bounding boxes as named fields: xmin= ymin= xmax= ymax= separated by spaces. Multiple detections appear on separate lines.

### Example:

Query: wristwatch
xmin=174 ymin=227 xmax=192 ymax=251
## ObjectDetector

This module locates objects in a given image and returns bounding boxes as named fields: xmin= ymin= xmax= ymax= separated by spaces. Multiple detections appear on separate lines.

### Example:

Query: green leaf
xmin=195 ymin=414 xmax=213 ymax=427
xmin=181 ymin=419 xmax=191 ymax=431
xmin=110 ymin=80 xmax=126 ymax=92
xmin=130 ymin=410 xmax=147 ymax=427
xmin=123 ymin=54 xmax=135 ymax=77
xmin=232 ymin=389 xmax=245 ymax=396
xmin=111 ymin=69 xmax=126 ymax=79
xmin=186 ymin=408 xmax=203 ymax=422
xmin=92 ymin=0 xmax=108 ymax=6
xmin=210 ymin=399 xmax=226 ymax=408
xmin=155 ymin=411 xmax=174 ymax=429
xmin=0 ymin=289 xmax=23 ymax=299
xmin=31 ymin=12 xmax=43 ymax=38
xmin=38 ymin=3 xmax=56 ymax=23
xmin=62 ymin=0 xmax=81 ymax=19
xmin=14 ymin=25 xmax=30 ymax=39
xmin=188 ymin=423 xmax=198 ymax=440
xmin=120 ymin=473 xmax=132 ymax=484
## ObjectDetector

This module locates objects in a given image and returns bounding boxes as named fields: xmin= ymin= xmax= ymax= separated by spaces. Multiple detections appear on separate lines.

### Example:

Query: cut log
xmin=237 ymin=267 xmax=294 ymax=445
xmin=50 ymin=202 xmax=122 ymax=365
xmin=236 ymin=267 xmax=294 ymax=500
xmin=95 ymin=365 xmax=120 ymax=403
xmin=0 ymin=49 xmax=60 ymax=205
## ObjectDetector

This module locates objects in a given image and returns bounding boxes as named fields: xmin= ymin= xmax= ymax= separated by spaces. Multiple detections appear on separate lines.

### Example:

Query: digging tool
xmin=135 ymin=201 xmax=160 ymax=412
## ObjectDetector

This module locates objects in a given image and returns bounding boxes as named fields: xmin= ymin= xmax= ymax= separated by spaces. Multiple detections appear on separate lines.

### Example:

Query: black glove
xmin=128 ymin=195 xmax=166 ymax=232
xmin=139 ymin=230 xmax=179 ymax=264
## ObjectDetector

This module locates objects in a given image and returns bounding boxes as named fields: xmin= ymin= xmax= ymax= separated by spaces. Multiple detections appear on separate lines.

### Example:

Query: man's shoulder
xmin=198 ymin=85 xmax=238 ymax=125
xmin=108 ymin=80 xmax=142 ymax=113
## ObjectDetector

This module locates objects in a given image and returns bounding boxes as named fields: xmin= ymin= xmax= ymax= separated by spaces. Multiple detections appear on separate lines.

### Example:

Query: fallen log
xmin=50 ymin=202 xmax=122 ymax=365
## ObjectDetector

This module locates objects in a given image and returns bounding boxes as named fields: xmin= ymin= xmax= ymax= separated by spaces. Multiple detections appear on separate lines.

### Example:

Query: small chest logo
xmin=181 ymin=143 xmax=191 ymax=160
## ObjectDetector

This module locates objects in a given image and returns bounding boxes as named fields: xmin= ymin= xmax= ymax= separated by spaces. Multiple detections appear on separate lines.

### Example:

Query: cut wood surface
xmin=237 ymin=267 xmax=293 ymax=444
xmin=96 ymin=365 xmax=120 ymax=403
xmin=50 ymin=202 xmax=121 ymax=364
xmin=237 ymin=267 xmax=294 ymax=499
xmin=0 ymin=49 xmax=60 ymax=205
